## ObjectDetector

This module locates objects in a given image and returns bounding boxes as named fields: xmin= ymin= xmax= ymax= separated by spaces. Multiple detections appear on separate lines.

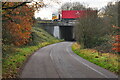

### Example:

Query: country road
xmin=20 ymin=42 xmax=118 ymax=78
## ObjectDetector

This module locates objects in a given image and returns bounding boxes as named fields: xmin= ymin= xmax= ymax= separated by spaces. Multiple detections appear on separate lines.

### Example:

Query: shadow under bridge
xmin=59 ymin=26 xmax=74 ymax=41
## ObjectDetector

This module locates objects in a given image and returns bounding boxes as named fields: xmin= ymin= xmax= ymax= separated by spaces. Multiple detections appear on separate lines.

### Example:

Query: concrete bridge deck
xmin=38 ymin=20 xmax=76 ymax=26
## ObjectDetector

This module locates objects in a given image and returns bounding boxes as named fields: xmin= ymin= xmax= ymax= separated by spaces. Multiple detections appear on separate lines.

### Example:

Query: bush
xmin=74 ymin=12 xmax=113 ymax=48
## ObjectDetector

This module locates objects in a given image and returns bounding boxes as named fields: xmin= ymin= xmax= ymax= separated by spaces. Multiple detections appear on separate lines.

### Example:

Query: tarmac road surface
xmin=20 ymin=42 xmax=118 ymax=78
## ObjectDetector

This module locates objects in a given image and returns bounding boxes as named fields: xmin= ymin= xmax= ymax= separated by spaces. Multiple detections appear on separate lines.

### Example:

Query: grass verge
xmin=2 ymin=27 xmax=63 ymax=78
xmin=72 ymin=42 xmax=120 ymax=75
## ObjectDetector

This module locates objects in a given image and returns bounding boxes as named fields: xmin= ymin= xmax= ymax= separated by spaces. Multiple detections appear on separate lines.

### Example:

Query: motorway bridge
xmin=38 ymin=20 xmax=77 ymax=41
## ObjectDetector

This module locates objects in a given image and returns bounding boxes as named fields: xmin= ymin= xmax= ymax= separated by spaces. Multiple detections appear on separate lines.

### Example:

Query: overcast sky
xmin=35 ymin=0 xmax=118 ymax=20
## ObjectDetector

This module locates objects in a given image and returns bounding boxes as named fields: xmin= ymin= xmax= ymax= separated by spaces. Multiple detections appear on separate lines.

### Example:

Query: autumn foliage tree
xmin=112 ymin=26 xmax=120 ymax=53
xmin=112 ymin=2 xmax=120 ymax=53
xmin=2 ymin=2 xmax=35 ymax=46
xmin=102 ymin=1 xmax=120 ymax=53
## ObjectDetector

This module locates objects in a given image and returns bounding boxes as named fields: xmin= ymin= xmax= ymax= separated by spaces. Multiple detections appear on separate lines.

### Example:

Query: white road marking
xmin=66 ymin=47 xmax=109 ymax=78
xmin=50 ymin=45 xmax=73 ymax=78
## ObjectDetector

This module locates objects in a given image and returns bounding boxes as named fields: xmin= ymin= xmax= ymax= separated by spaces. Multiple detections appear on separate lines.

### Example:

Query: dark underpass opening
xmin=59 ymin=26 xmax=74 ymax=41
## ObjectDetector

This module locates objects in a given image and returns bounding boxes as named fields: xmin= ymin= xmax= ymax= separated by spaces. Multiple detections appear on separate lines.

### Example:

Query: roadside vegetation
xmin=72 ymin=43 xmax=119 ymax=74
xmin=2 ymin=2 xmax=62 ymax=78
xmin=61 ymin=1 xmax=120 ymax=74
xmin=3 ymin=27 xmax=62 ymax=78
xmin=73 ymin=2 xmax=119 ymax=53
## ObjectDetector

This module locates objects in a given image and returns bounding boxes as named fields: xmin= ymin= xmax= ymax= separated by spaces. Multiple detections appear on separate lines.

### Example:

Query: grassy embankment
xmin=2 ymin=27 xmax=63 ymax=78
xmin=72 ymin=42 xmax=119 ymax=74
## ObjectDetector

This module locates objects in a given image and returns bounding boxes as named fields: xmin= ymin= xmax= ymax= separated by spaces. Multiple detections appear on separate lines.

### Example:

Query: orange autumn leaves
xmin=3 ymin=3 xmax=35 ymax=46
xmin=112 ymin=35 xmax=120 ymax=52
xmin=112 ymin=25 xmax=120 ymax=52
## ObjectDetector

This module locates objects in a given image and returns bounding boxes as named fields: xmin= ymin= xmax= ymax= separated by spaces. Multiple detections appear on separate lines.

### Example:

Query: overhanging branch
xmin=2 ymin=2 xmax=30 ymax=10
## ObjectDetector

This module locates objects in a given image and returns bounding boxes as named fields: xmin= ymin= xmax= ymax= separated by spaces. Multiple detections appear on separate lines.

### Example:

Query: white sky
xmin=34 ymin=0 xmax=118 ymax=20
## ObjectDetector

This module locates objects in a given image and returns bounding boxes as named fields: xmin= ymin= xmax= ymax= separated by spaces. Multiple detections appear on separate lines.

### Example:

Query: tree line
xmin=60 ymin=1 xmax=120 ymax=53
xmin=2 ymin=1 xmax=120 ymax=53
xmin=2 ymin=1 xmax=46 ymax=46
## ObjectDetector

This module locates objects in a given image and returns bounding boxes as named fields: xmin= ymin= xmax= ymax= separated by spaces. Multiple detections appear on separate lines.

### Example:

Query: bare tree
xmin=60 ymin=2 xmax=87 ymax=10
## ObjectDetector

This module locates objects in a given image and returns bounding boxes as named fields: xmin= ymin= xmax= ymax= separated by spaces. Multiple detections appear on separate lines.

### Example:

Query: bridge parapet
xmin=38 ymin=20 xmax=76 ymax=26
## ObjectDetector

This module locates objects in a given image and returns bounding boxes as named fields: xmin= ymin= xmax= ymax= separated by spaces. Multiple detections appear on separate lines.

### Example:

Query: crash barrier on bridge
xmin=38 ymin=20 xmax=77 ymax=26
